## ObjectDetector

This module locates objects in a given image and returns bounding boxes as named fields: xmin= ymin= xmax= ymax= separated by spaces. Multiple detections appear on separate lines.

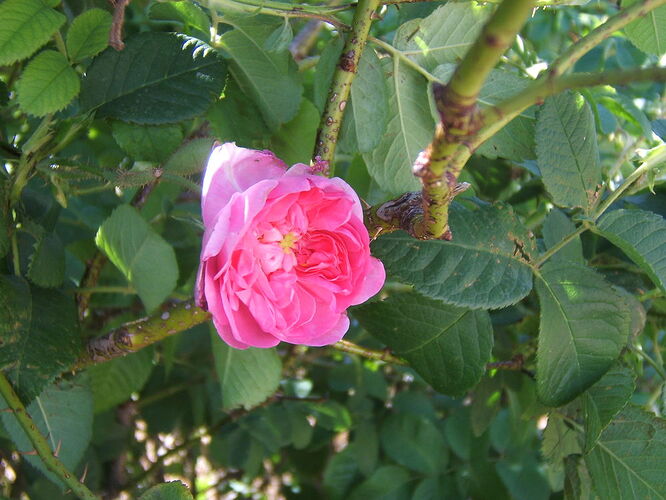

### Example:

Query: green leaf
xmin=371 ymin=203 xmax=535 ymax=309
xmin=596 ymin=209 xmax=666 ymax=293
xmin=323 ymin=446 xmax=360 ymax=500
xmin=536 ymin=92 xmax=601 ymax=211
xmin=264 ymin=19 xmax=293 ymax=53
xmin=206 ymin=78 xmax=271 ymax=146
xmin=542 ymin=209 xmax=584 ymax=264
xmin=218 ymin=16 xmax=303 ymax=130
xmin=138 ymin=481 xmax=194 ymax=500
xmin=211 ymin=328 xmax=282 ymax=410
xmin=27 ymin=231 xmax=65 ymax=288
xmin=65 ymin=8 xmax=112 ymax=62
xmin=433 ymin=65 xmax=536 ymax=162
xmin=269 ymin=98 xmax=319 ymax=165
xmin=353 ymin=292 xmax=493 ymax=396
xmin=535 ymin=261 xmax=630 ymax=407
xmin=582 ymin=363 xmax=635 ymax=452
xmin=163 ymin=137 xmax=215 ymax=176
xmin=393 ymin=3 xmax=491 ymax=71
xmin=623 ymin=0 xmax=666 ymax=55
xmin=81 ymin=33 xmax=226 ymax=124
xmin=1 ymin=377 xmax=93 ymax=487
xmin=339 ymin=48 xmax=388 ymax=154
xmin=96 ymin=204 xmax=179 ymax=312
xmin=0 ymin=0 xmax=66 ymax=66
xmin=149 ymin=1 xmax=211 ymax=35
xmin=348 ymin=465 xmax=412 ymax=500
xmin=586 ymin=405 xmax=666 ymax=498
xmin=16 ymin=50 xmax=80 ymax=117
xmin=380 ymin=413 xmax=446 ymax=475
xmin=0 ymin=278 xmax=80 ymax=403
xmin=542 ymin=413 xmax=582 ymax=463
xmin=111 ymin=121 xmax=184 ymax=163
xmin=363 ymin=58 xmax=431 ymax=195
xmin=88 ymin=348 xmax=154 ymax=413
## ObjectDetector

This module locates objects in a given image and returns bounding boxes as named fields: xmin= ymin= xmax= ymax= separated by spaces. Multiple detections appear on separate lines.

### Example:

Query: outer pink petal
xmin=351 ymin=257 xmax=386 ymax=305
xmin=303 ymin=314 xmax=350 ymax=347
xmin=202 ymin=143 xmax=287 ymax=226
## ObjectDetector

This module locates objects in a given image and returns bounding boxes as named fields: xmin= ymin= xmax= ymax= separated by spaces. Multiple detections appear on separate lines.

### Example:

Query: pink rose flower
xmin=196 ymin=143 xmax=385 ymax=349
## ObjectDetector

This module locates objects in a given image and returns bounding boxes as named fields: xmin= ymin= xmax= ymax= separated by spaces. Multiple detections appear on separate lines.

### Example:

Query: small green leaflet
xmin=16 ymin=51 xmax=80 ymax=117
xmin=353 ymin=292 xmax=493 ymax=396
xmin=138 ymin=481 xmax=194 ymax=500
xmin=541 ymin=209 xmax=584 ymax=264
xmin=371 ymin=203 xmax=535 ymax=309
xmin=535 ymin=261 xmax=630 ymax=407
xmin=27 ymin=231 xmax=65 ymax=288
xmin=586 ymin=405 xmax=666 ymax=498
xmin=111 ymin=121 xmax=184 ymax=163
xmin=596 ymin=208 xmax=666 ymax=293
xmin=348 ymin=465 xmax=411 ymax=500
xmin=0 ymin=0 xmax=66 ymax=66
xmin=542 ymin=414 xmax=581 ymax=463
xmin=96 ymin=204 xmax=179 ymax=312
xmin=149 ymin=1 xmax=212 ymax=36
xmin=211 ymin=327 xmax=282 ymax=410
xmin=163 ymin=137 xmax=215 ymax=176
xmin=536 ymin=92 xmax=601 ymax=212
xmin=66 ymin=8 xmax=113 ymax=62
xmin=269 ymin=99 xmax=319 ymax=165
xmin=324 ymin=446 xmax=360 ymax=500
xmin=81 ymin=33 xmax=226 ymax=124
xmin=623 ymin=0 xmax=666 ymax=55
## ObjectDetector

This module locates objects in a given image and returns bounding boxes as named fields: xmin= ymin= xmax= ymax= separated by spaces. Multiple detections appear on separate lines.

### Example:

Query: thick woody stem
xmin=313 ymin=0 xmax=381 ymax=173
xmin=0 ymin=373 xmax=99 ymax=500
xmin=75 ymin=301 xmax=211 ymax=369
xmin=414 ymin=0 xmax=536 ymax=239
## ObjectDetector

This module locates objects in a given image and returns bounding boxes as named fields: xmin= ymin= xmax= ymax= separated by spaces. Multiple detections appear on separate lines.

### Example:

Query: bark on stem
xmin=414 ymin=0 xmax=536 ymax=239
xmin=314 ymin=0 xmax=381 ymax=173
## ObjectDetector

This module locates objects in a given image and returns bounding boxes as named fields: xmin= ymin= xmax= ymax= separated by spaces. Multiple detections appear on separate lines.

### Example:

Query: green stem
xmin=415 ymin=0 xmax=536 ymax=240
xmin=0 ymin=373 xmax=99 ymax=500
xmin=634 ymin=346 xmax=666 ymax=381
xmin=313 ymin=0 xmax=381 ymax=172
xmin=638 ymin=289 xmax=664 ymax=302
xmin=11 ymin=230 xmax=20 ymax=277
xmin=209 ymin=0 xmax=348 ymax=28
xmin=53 ymin=30 xmax=68 ymax=59
xmin=475 ymin=67 xmax=666 ymax=155
xmin=592 ymin=145 xmax=666 ymax=221
xmin=549 ymin=0 xmax=666 ymax=76
xmin=535 ymin=223 xmax=590 ymax=267
xmin=333 ymin=339 xmax=407 ymax=364
xmin=74 ymin=301 xmax=211 ymax=370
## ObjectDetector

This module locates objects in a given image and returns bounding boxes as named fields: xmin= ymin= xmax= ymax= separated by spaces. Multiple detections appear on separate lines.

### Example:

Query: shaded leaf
xmin=624 ymin=0 xmax=666 ymax=55
xmin=348 ymin=465 xmax=411 ymax=500
xmin=138 ymin=481 xmax=194 ymax=500
xmin=339 ymin=48 xmax=388 ymax=154
xmin=81 ymin=33 xmax=226 ymax=124
xmin=0 ymin=0 xmax=66 ymax=66
xmin=163 ymin=137 xmax=215 ymax=176
xmin=380 ymin=413 xmax=447 ymax=475
xmin=586 ymin=405 xmax=666 ymax=498
xmin=312 ymin=36 xmax=344 ymax=113
xmin=542 ymin=414 xmax=581 ymax=463
xmin=535 ymin=261 xmax=630 ymax=406
xmin=353 ymin=292 xmax=493 ymax=396
xmin=211 ymin=328 xmax=281 ymax=410
xmin=324 ymin=446 xmax=360 ymax=500
xmin=88 ymin=348 xmax=154 ymax=413
xmin=111 ymin=121 xmax=184 ymax=163
xmin=218 ymin=16 xmax=302 ymax=130
xmin=96 ymin=204 xmax=179 ymax=312
xmin=596 ymin=208 xmax=666 ymax=293
xmin=27 ymin=231 xmax=65 ymax=288
xmin=582 ymin=363 xmax=635 ymax=452
xmin=16 ymin=51 xmax=80 ymax=116
xmin=149 ymin=1 xmax=211 ymax=35
xmin=66 ymin=8 xmax=112 ymax=62
xmin=542 ymin=209 xmax=584 ymax=264
xmin=536 ymin=92 xmax=601 ymax=211
xmin=371 ymin=203 xmax=535 ymax=309
xmin=363 ymin=58 xmax=432 ymax=195
xmin=270 ymin=98 xmax=319 ymax=165
xmin=1 ymin=377 xmax=93 ymax=488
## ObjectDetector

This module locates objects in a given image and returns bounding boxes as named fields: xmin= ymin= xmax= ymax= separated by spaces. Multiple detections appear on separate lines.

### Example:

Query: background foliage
xmin=0 ymin=0 xmax=665 ymax=498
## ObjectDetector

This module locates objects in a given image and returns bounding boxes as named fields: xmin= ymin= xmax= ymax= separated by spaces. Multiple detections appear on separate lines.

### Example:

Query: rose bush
xmin=196 ymin=143 xmax=385 ymax=349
